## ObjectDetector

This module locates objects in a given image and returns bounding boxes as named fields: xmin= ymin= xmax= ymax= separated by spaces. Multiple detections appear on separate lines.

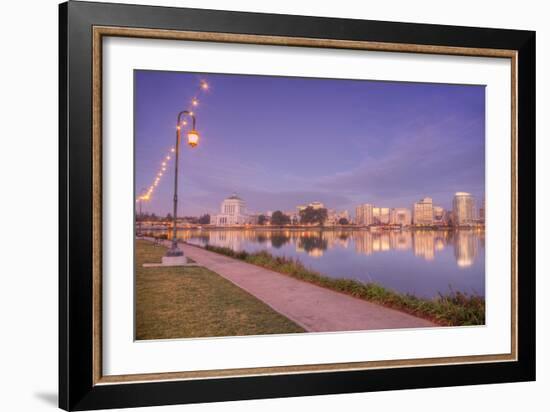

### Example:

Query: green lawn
xmin=135 ymin=240 xmax=305 ymax=340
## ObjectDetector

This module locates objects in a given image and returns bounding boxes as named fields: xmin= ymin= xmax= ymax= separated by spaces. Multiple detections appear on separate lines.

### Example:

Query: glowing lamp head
xmin=200 ymin=80 xmax=209 ymax=90
xmin=187 ymin=129 xmax=200 ymax=147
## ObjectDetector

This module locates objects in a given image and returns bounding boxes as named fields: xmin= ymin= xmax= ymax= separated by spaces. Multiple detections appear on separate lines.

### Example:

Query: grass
xmin=203 ymin=245 xmax=485 ymax=327
xmin=136 ymin=240 xmax=305 ymax=340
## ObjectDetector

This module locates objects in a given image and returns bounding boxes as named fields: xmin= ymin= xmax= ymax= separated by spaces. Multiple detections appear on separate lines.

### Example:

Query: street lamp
xmin=187 ymin=129 xmax=200 ymax=147
xmin=164 ymin=110 xmax=200 ymax=260
xmin=137 ymin=187 xmax=146 ymax=237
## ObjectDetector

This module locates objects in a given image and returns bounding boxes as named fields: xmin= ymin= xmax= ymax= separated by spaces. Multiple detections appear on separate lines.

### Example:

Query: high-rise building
xmin=390 ymin=208 xmax=412 ymax=226
xmin=413 ymin=197 xmax=434 ymax=225
xmin=433 ymin=206 xmax=446 ymax=224
xmin=373 ymin=207 xmax=390 ymax=224
xmin=479 ymin=199 xmax=485 ymax=223
xmin=355 ymin=205 xmax=362 ymax=224
xmin=453 ymin=192 xmax=475 ymax=226
xmin=326 ymin=209 xmax=350 ymax=225
xmin=355 ymin=203 xmax=374 ymax=225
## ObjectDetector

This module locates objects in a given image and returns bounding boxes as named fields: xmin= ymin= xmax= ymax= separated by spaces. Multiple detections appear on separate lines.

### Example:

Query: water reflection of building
xmin=354 ymin=232 xmax=374 ymax=255
xmin=453 ymin=192 xmax=475 ymax=226
xmin=434 ymin=236 xmax=445 ymax=251
xmin=412 ymin=231 xmax=436 ymax=260
xmin=454 ymin=230 xmax=478 ymax=267
xmin=390 ymin=232 xmax=413 ymax=250
xmin=178 ymin=227 xmax=480 ymax=267
xmin=207 ymin=229 xmax=246 ymax=250
xmin=373 ymin=234 xmax=391 ymax=252
xmin=321 ymin=230 xmax=350 ymax=248
xmin=212 ymin=194 xmax=256 ymax=225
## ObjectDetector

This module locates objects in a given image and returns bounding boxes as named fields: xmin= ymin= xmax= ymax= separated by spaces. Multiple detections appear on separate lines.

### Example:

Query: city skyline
xmin=135 ymin=71 xmax=485 ymax=216
xmin=138 ymin=191 xmax=483 ymax=228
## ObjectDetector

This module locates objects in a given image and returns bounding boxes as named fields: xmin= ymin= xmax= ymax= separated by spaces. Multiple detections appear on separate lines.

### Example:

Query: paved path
xmin=150 ymin=239 xmax=436 ymax=332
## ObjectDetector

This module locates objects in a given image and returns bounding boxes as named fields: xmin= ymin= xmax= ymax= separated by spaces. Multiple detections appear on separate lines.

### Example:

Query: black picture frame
xmin=59 ymin=1 xmax=536 ymax=410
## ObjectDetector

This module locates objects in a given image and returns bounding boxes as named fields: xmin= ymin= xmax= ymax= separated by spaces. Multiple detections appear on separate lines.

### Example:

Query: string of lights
xmin=136 ymin=79 xmax=210 ymax=205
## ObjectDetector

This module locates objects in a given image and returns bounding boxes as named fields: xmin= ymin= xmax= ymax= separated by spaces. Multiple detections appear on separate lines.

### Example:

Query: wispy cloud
xmin=135 ymin=71 xmax=485 ymax=215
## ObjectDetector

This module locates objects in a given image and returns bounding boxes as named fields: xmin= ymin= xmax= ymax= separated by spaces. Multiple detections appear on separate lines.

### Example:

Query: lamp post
xmin=137 ymin=187 xmax=146 ymax=237
xmin=164 ymin=110 xmax=200 ymax=260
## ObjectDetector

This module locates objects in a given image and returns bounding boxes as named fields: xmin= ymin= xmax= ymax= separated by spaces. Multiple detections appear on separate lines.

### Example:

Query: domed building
xmin=213 ymin=194 xmax=256 ymax=226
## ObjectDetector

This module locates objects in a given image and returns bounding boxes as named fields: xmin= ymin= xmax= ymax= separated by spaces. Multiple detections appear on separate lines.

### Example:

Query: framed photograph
xmin=59 ymin=1 xmax=535 ymax=410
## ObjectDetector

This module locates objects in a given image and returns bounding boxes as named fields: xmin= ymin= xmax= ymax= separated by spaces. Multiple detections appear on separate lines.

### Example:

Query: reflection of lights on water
xmin=457 ymin=257 xmax=474 ymax=267
xmin=308 ymin=249 xmax=324 ymax=258
xmin=141 ymin=229 xmax=482 ymax=269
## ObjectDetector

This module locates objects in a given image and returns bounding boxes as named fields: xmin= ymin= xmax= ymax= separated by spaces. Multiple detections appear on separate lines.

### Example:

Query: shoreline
xmin=195 ymin=242 xmax=485 ymax=327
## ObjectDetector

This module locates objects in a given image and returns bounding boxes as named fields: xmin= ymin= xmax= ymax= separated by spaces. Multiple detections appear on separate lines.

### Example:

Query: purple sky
xmin=135 ymin=70 xmax=485 ymax=217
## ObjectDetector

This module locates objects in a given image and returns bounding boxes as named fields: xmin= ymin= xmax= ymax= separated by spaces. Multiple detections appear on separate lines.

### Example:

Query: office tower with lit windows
xmin=355 ymin=203 xmax=374 ymax=225
xmin=413 ymin=197 xmax=434 ymax=225
xmin=453 ymin=192 xmax=475 ymax=225
xmin=390 ymin=208 xmax=412 ymax=226
xmin=372 ymin=207 xmax=390 ymax=224
xmin=479 ymin=199 xmax=485 ymax=223
xmin=433 ymin=206 xmax=446 ymax=224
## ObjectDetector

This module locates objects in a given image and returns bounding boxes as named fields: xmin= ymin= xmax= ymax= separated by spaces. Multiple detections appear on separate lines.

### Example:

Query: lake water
xmin=166 ymin=228 xmax=485 ymax=299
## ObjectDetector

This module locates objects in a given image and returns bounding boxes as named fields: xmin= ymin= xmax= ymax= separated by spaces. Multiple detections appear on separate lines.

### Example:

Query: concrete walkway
xmin=150 ymin=239 xmax=436 ymax=332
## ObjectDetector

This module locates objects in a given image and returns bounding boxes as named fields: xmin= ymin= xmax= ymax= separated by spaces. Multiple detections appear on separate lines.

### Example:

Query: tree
xmin=271 ymin=210 xmax=291 ymax=226
xmin=299 ymin=207 xmax=328 ymax=225
xmin=198 ymin=214 xmax=210 ymax=224
xmin=338 ymin=217 xmax=349 ymax=225
xmin=258 ymin=214 xmax=269 ymax=225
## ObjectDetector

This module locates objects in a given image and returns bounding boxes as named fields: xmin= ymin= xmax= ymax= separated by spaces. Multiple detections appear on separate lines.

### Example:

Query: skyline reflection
xmin=152 ymin=228 xmax=485 ymax=298
xmin=166 ymin=228 xmax=483 ymax=268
